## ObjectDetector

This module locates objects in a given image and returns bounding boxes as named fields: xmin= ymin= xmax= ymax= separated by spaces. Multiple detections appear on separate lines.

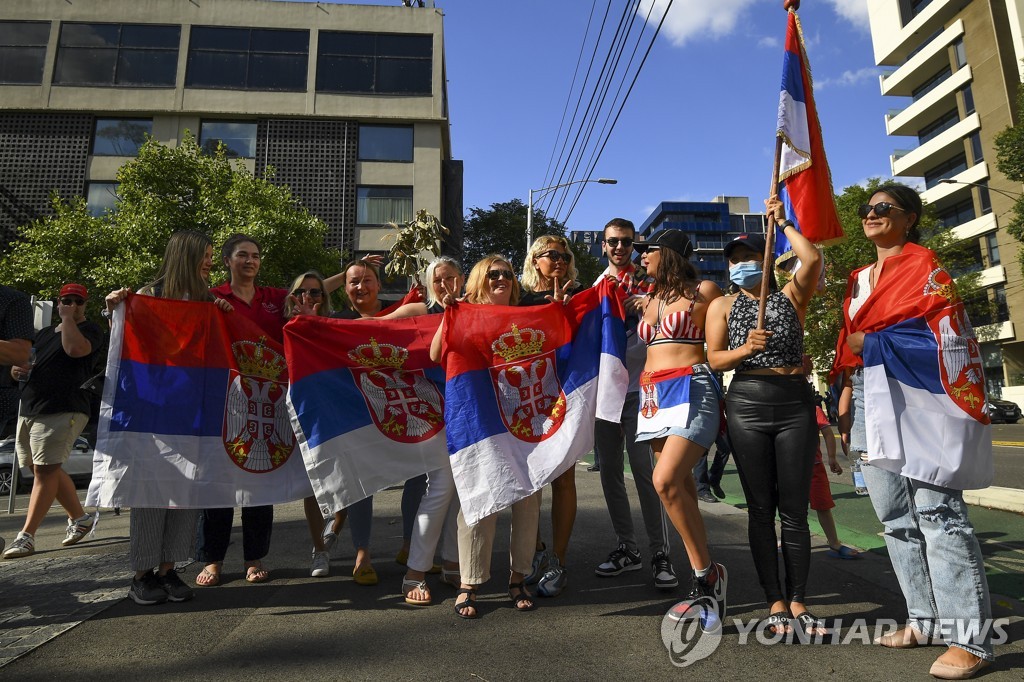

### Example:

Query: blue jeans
xmin=348 ymin=496 xmax=373 ymax=550
xmin=861 ymin=462 xmax=994 ymax=660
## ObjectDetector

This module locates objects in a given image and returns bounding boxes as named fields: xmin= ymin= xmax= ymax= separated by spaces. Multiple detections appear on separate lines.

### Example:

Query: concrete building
xmin=867 ymin=0 xmax=1024 ymax=400
xmin=0 ymin=0 xmax=460 ymax=263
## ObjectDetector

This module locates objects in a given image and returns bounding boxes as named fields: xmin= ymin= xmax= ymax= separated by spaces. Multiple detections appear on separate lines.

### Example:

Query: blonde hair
xmin=424 ymin=257 xmax=463 ymax=309
xmin=142 ymin=230 xmax=213 ymax=301
xmin=286 ymin=270 xmax=332 ymax=318
xmin=520 ymin=235 xmax=578 ymax=292
xmin=464 ymin=255 xmax=520 ymax=305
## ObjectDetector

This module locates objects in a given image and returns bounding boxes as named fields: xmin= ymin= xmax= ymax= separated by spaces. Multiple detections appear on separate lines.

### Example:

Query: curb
xmin=964 ymin=486 xmax=1024 ymax=514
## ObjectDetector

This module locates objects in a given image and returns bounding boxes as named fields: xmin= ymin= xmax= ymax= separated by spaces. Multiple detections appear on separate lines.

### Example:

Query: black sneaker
xmin=688 ymin=562 xmax=728 ymax=619
xmin=711 ymin=483 xmax=726 ymax=500
xmin=595 ymin=543 xmax=642 ymax=577
xmin=651 ymin=551 xmax=678 ymax=590
xmin=129 ymin=571 xmax=168 ymax=605
xmin=698 ymin=491 xmax=719 ymax=504
xmin=157 ymin=570 xmax=194 ymax=602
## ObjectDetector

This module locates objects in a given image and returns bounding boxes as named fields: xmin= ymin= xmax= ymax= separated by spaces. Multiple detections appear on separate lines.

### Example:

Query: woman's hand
xmin=439 ymin=280 xmax=460 ymax=309
xmin=286 ymin=294 xmax=318 ymax=316
xmin=846 ymin=331 xmax=865 ymax=355
xmin=765 ymin=196 xmax=785 ymax=223
xmin=360 ymin=254 xmax=385 ymax=268
xmin=105 ymin=288 xmax=130 ymax=315
xmin=743 ymin=328 xmax=772 ymax=358
xmin=828 ymin=453 xmax=843 ymax=475
xmin=214 ymin=298 xmax=234 ymax=313
xmin=546 ymin=276 xmax=574 ymax=305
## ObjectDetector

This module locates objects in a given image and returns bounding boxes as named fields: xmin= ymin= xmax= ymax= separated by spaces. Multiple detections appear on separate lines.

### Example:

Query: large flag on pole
xmin=442 ymin=280 xmax=626 ymax=525
xmin=87 ymin=294 xmax=312 ymax=509
xmin=775 ymin=9 xmax=844 ymax=262
xmin=284 ymin=314 xmax=447 ymax=514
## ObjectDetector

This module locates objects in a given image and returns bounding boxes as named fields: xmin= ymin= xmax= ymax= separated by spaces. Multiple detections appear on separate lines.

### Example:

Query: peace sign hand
xmin=288 ymin=294 xmax=320 ymax=317
xmin=546 ymin=276 xmax=574 ymax=305
xmin=440 ymin=279 xmax=460 ymax=309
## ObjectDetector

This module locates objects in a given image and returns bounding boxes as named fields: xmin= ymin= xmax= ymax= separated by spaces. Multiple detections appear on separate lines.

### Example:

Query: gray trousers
xmin=595 ymin=392 xmax=669 ymax=557
xmin=129 ymin=508 xmax=200 ymax=571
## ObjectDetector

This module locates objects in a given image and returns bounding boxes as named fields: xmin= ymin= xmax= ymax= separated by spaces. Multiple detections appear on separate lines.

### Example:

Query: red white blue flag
xmin=775 ymin=10 xmax=844 ymax=261
xmin=833 ymin=244 xmax=993 ymax=490
xmin=87 ymin=294 xmax=311 ymax=509
xmin=283 ymin=314 xmax=447 ymax=514
xmin=442 ymin=280 xmax=627 ymax=525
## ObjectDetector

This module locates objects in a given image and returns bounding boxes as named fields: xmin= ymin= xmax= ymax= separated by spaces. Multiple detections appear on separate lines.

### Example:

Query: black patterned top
xmin=727 ymin=291 xmax=803 ymax=371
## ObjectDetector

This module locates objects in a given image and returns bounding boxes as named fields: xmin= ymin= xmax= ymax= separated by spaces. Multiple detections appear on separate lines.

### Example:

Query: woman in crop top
xmin=631 ymin=228 xmax=728 ymax=621
xmin=705 ymin=197 xmax=823 ymax=639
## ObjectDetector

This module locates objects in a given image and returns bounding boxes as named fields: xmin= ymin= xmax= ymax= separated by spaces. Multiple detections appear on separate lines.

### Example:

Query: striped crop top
xmin=637 ymin=282 xmax=705 ymax=346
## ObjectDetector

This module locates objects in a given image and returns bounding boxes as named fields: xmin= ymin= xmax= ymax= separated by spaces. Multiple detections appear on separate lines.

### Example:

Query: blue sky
xmin=305 ymin=1 xmax=901 ymax=232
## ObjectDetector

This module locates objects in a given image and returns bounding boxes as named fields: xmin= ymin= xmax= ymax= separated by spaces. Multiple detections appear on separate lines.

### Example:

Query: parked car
xmin=988 ymin=397 xmax=1022 ymax=424
xmin=0 ymin=436 xmax=94 ymax=495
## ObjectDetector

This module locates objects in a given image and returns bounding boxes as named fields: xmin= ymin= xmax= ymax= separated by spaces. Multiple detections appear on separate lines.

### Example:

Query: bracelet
xmin=101 ymin=309 xmax=111 ymax=319
xmin=780 ymin=220 xmax=795 ymax=229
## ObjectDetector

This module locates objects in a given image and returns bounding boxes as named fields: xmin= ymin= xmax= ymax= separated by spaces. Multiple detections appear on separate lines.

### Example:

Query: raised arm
xmin=766 ymin=197 xmax=822 ymax=309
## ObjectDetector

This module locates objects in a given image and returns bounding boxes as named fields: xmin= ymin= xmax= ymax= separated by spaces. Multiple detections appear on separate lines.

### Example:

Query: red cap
xmin=59 ymin=283 xmax=88 ymax=300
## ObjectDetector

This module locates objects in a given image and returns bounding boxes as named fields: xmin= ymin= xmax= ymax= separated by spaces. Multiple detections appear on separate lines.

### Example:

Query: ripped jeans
xmin=861 ymin=463 xmax=994 ymax=660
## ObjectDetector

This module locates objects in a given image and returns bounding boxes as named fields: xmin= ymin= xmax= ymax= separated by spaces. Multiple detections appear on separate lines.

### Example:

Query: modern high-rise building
xmin=0 ymin=0 xmax=461 ymax=262
xmin=867 ymin=0 xmax=1024 ymax=400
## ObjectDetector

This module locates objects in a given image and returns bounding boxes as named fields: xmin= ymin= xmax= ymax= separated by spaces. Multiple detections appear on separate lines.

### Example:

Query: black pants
xmin=197 ymin=505 xmax=273 ymax=563
xmin=726 ymin=374 xmax=816 ymax=605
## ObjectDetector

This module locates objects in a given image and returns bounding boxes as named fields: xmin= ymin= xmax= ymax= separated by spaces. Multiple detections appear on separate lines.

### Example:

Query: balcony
xmin=920 ymin=162 xmax=989 ymax=208
xmin=873 ymin=1 xmax=971 ymax=66
xmin=880 ymin=20 xmax=965 ymax=96
xmin=949 ymin=212 xmax=997 ymax=242
xmin=977 ymin=321 xmax=1015 ymax=343
xmin=885 ymin=65 xmax=971 ymax=136
xmin=978 ymin=265 xmax=1006 ymax=288
xmin=891 ymin=112 xmax=980 ymax=177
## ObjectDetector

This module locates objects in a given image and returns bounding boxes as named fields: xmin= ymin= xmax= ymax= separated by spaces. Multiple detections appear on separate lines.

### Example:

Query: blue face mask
xmin=729 ymin=261 xmax=763 ymax=289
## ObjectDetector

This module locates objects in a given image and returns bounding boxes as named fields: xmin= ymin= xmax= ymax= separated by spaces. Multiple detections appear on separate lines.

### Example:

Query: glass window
xmin=969 ymin=132 xmax=984 ymax=164
xmin=979 ymin=186 xmax=992 ymax=215
xmin=995 ymin=285 xmax=1009 ymax=322
xmin=911 ymin=66 xmax=951 ymax=101
xmin=924 ymin=153 xmax=968 ymax=189
xmin=86 ymin=182 xmax=119 ymax=216
xmin=92 ymin=118 xmax=152 ymax=156
xmin=317 ymin=32 xmax=431 ymax=95
xmin=918 ymin=109 xmax=959 ymax=145
xmin=186 ymin=26 xmax=308 ymax=91
xmin=358 ymin=125 xmax=414 ymax=162
xmin=357 ymin=186 xmax=413 ymax=225
xmin=935 ymin=197 xmax=975 ymax=228
xmin=962 ymin=84 xmax=975 ymax=115
xmin=953 ymin=39 xmax=967 ymax=69
xmin=0 ymin=21 xmax=50 ymax=85
xmin=53 ymin=23 xmax=179 ymax=87
xmin=986 ymin=232 xmax=1000 ymax=265
xmin=199 ymin=121 xmax=257 ymax=158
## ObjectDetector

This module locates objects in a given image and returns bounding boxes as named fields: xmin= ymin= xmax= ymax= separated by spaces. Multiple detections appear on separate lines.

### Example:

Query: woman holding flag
xmin=833 ymin=184 xmax=994 ymax=679
xmin=705 ymin=198 xmax=822 ymax=638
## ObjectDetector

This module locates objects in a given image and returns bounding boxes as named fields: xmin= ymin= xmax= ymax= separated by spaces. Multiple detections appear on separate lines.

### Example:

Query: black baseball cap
xmin=724 ymin=233 xmax=767 ymax=259
xmin=632 ymin=229 xmax=693 ymax=259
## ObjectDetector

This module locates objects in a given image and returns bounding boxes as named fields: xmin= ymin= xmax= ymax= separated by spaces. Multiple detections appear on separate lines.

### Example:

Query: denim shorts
xmin=849 ymin=370 xmax=867 ymax=454
xmin=635 ymin=371 xmax=720 ymax=450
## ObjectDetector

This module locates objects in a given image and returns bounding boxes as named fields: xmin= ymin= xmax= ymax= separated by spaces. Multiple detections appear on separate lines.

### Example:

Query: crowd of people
xmin=0 ymin=182 xmax=997 ymax=678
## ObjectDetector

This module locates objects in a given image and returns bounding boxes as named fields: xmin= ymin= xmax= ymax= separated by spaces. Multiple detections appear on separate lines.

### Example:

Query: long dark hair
xmin=874 ymin=182 xmax=923 ymax=244
xmin=651 ymin=247 xmax=700 ymax=302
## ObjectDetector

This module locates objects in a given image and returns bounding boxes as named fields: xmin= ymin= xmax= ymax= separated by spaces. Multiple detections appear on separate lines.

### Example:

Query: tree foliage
xmin=382 ymin=209 xmax=449 ymax=283
xmin=0 ymin=133 xmax=341 ymax=319
xmin=995 ymin=81 xmax=1024 ymax=269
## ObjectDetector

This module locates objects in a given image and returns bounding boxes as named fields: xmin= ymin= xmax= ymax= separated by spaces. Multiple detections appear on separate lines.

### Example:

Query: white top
xmin=847 ymin=266 xmax=872 ymax=320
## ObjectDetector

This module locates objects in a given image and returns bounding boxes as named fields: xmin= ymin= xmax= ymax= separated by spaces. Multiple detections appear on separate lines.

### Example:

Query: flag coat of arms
xmin=284 ymin=314 xmax=447 ymax=514
xmin=443 ymin=280 xmax=626 ymax=525
xmin=87 ymin=294 xmax=311 ymax=509
xmin=775 ymin=9 xmax=844 ymax=261
xmin=833 ymin=244 xmax=993 ymax=490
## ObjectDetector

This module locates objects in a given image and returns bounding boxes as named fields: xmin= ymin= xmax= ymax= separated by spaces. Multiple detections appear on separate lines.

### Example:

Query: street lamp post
xmin=938 ymin=178 xmax=1024 ymax=201
xmin=527 ymin=178 xmax=617 ymax=251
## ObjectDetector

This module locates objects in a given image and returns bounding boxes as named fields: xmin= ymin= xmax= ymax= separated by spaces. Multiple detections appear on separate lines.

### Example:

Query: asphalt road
xmin=990 ymin=423 xmax=1024 ymax=489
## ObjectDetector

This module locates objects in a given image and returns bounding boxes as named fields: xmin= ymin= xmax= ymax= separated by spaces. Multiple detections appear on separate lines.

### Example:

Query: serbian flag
xmin=87 ymin=294 xmax=312 ymax=509
xmin=443 ymin=280 xmax=626 ymax=525
xmin=832 ymin=244 xmax=993 ymax=490
xmin=775 ymin=9 xmax=844 ymax=263
xmin=284 ymin=314 xmax=447 ymax=514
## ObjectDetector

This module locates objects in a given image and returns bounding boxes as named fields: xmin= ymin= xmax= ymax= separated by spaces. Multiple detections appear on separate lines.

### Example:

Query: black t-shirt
xmin=20 ymin=320 xmax=105 ymax=417
xmin=519 ymin=283 xmax=585 ymax=307
xmin=331 ymin=309 xmax=363 ymax=320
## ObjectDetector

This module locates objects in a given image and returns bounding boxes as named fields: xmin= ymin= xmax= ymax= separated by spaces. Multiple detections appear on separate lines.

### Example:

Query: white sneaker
xmin=321 ymin=518 xmax=337 ymax=552
xmin=3 ymin=531 xmax=34 ymax=559
xmin=311 ymin=550 xmax=330 ymax=578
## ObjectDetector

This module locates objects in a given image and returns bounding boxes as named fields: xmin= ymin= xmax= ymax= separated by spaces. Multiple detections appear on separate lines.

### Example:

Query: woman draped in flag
xmin=705 ymin=198 xmax=822 ymax=638
xmin=629 ymin=229 xmax=727 ymax=623
xmin=430 ymin=254 xmax=542 ymax=618
xmin=104 ymin=229 xmax=232 ymax=605
xmin=518 ymin=235 xmax=578 ymax=598
xmin=833 ymin=184 xmax=994 ymax=679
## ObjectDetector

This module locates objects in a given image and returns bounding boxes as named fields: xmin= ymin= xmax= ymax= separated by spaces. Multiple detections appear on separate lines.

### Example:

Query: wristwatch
xmin=101 ymin=309 xmax=112 ymax=319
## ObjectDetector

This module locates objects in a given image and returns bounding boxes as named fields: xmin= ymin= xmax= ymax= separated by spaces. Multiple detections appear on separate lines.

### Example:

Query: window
xmin=911 ymin=66 xmax=951 ymax=101
xmin=962 ymin=84 xmax=975 ymax=115
xmin=995 ymin=285 xmax=1009 ymax=322
xmin=953 ymin=39 xmax=967 ymax=69
xmin=911 ymin=0 xmax=935 ymax=18
xmin=357 ymin=186 xmax=413 ymax=224
xmin=54 ymin=23 xmax=179 ymax=86
xmin=186 ymin=27 xmax=308 ymax=91
xmin=924 ymin=153 xmax=967 ymax=189
xmin=0 ymin=21 xmax=50 ymax=84
xmin=92 ymin=118 xmax=152 ymax=156
xmin=918 ymin=109 xmax=959 ymax=145
xmin=199 ymin=121 xmax=257 ymax=158
xmin=979 ymin=186 xmax=992 ymax=215
xmin=86 ymin=182 xmax=119 ymax=216
xmin=969 ymin=132 xmax=984 ymax=164
xmin=317 ymin=32 xmax=431 ymax=95
xmin=935 ymin=198 xmax=975 ymax=228
xmin=358 ymin=125 xmax=414 ymax=162
xmin=986 ymin=232 xmax=1000 ymax=266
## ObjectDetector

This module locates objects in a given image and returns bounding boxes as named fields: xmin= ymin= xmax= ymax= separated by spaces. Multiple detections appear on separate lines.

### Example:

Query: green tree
xmin=0 ymin=133 xmax=341 ymax=319
xmin=995 ymin=81 xmax=1024 ymax=269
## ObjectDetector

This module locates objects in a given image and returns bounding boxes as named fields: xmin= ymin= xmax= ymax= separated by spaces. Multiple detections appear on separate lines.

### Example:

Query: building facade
xmin=867 ymin=0 xmax=1024 ymax=399
xmin=0 ymin=0 xmax=460 ymax=260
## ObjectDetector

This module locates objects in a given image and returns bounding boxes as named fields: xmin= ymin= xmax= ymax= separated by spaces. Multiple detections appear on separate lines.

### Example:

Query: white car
xmin=0 ymin=436 xmax=94 ymax=495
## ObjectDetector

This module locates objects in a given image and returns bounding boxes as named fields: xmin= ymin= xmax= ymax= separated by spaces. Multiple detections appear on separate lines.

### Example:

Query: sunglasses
xmin=604 ymin=237 xmax=633 ymax=248
xmin=539 ymin=250 xmax=572 ymax=263
xmin=60 ymin=297 xmax=85 ymax=306
xmin=858 ymin=202 xmax=906 ymax=219
xmin=293 ymin=288 xmax=323 ymax=298
xmin=486 ymin=269 xmax=515 ymax=281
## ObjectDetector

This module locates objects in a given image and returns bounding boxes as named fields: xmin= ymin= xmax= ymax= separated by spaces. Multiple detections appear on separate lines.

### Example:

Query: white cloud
xmin=758 ymin=36 xmax=780 ymax=49
xmin=816 ymin=66 xmax=878 ymax=89
xmin=825 ymin=0 xmax=870 ymax=27
xmin=639 ymin=0 xmax=759 ymax=47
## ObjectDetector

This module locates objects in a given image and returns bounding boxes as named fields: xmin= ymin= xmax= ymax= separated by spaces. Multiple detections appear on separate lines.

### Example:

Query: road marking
xmin=992 ymin=440 xmax=1024 ymax=447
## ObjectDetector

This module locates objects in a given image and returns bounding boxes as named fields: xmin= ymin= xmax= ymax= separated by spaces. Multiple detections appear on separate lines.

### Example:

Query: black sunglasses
xmin=604 ymin=237 xmax=633 ymax=248
xmin=293 ymin=288 xmax=323 ymax=297
xmin=486 ymin=269 xmax=515 ymax=281
xmin=858 ymin=202 xmax=906 ymax=219
xmin=538 ymin=250 xmax=572 ymax=263
xmin=59 ymin=297 xmax=85 ymax=306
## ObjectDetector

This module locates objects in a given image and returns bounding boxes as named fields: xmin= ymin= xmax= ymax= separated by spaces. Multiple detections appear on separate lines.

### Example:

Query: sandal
xmin=454 ymin=587 xmax=478 ymax=619
xmin=825 ymin=545 xmax=861 ymax=560
xmin=245 ymin=561 xmax=269 ymax=583
xmin=792 ymin=611 xmax=830 ymax=639
xmin=508 ymin=581 xmax=537 ymax=612
xmin=402 ymin=578 xmax=431 ymax=606
xmin=353 ymin=564 xmax=379 ymax=586
xmin=196 ymin=565 xmax=221 ymax=587
xmin=762 ymin=611 xmax=792 ymax=638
